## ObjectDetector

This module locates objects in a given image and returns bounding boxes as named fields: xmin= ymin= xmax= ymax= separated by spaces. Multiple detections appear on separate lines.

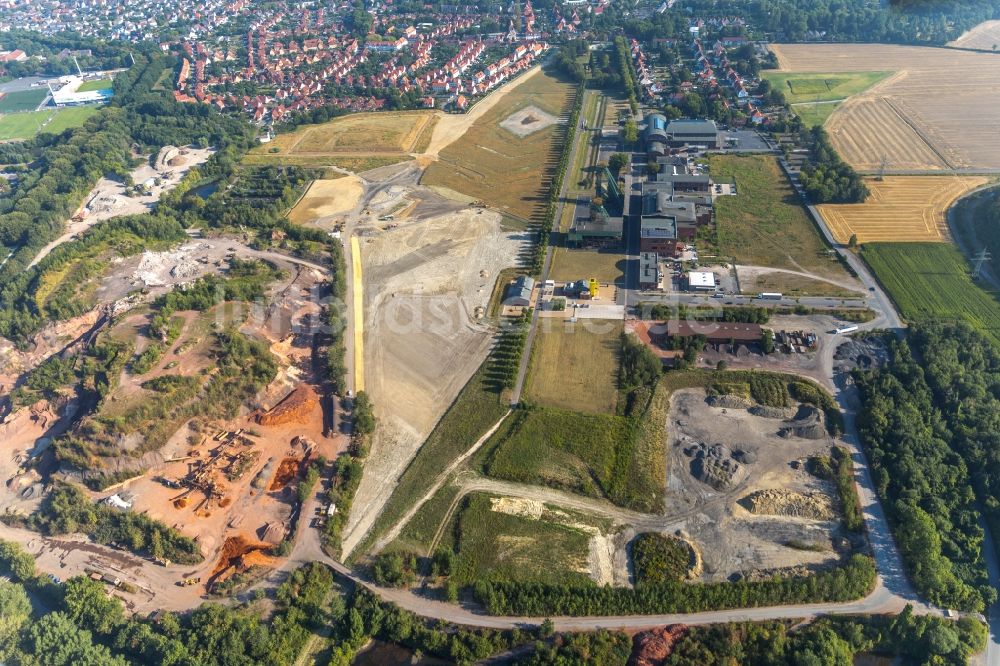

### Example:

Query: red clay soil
xmin=630 ymin=625 xmax=688 ymax=666
xmin=254 ymin=384 xmax=318 ymax=426
xmin=268 ymin=456 xmax=303 ymax=491
xmin=208 ymin=535 xmax=275 ymax=585
xmin=626 ymin=321 xmax=684 ymax=362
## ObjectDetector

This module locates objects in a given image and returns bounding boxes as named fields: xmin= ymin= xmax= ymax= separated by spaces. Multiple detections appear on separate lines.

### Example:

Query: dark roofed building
xmin=665 ymin=119 xmax=720 ymax=149
xmin=644 ymin=112 xmax=668 ymax=158
xmin=640 ymin=216 xmax=677 ymax=254
xmin=639 ymin=252 xmax=660 ymax=290
xmin=665 ymin=320 xmax=763 ymax=344
xmin=568 ymin=215 xmax=624 ymax=249
xmin=505 ymin=275 xmax=535 ymax=307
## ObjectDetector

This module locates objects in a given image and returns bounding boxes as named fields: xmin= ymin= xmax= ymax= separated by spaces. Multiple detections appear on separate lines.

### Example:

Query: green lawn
xmin=77 ymin=78 xmax=113 ymax=92
xmin=447 ymin=493 xmax=597 ymax=586
xmin=0 ymin=88 xmax=47 ymax=113
xmin=790 ymin=102 xmax=841 ymax=129
xmin=762 ymin=71 xmax=891 ymax=129
xmin=861 ymin=242 xmax=1000 ymax=344
xmin=483 ymin=407 xmax=639 ymax=503
xmin=763 ymin=71 xmax=891 ymax=104
xmin=549 ymin=247 xmax=625 ymax=284
xmin=0 ymin=106 xmax=97 ymax=141
xmin=710 ymin=154 xmax=849 ymax=281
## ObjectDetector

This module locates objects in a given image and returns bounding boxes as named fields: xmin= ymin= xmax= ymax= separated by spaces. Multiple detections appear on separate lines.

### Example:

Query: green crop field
xmin=0 ymin=88 xmax=47 ymax=113
xmin=763 ymin=71 xmax=891 ymax=104
xmin=763 ymin=71 xmax=890 ymax=128
xmin=0 ymin=107 xmax=98 ymax=140
xmin=446 ymin=493 xmax=598 ymax=586
xmin=789 ymin=102 xmax=840 ymax=128
xmin=77 ymin=78 xmax=113 ymax=92
xmin=861 ymin=242 xmax=1000 ymax=343
xmin=710 ymin=154 xmax=850 ymax=284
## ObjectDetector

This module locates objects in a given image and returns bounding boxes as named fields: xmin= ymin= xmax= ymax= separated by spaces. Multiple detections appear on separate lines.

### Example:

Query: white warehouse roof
xmin=688 ymin=271 xmax=716 ymax=288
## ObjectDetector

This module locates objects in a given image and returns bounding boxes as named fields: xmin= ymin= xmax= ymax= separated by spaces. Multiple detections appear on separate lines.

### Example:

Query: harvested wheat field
xmin=288 ymin=177 xmax=363 ymax=225
xmin=769 ymin=44 xmax=1000 ymax=171
xmin=818 ymin=176 xmax=989 ymax=243
xmin=947 ymin=20 xmax=1000 ymax=51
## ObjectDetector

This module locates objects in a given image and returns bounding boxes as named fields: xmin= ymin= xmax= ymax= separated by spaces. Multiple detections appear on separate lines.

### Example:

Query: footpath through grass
xmin=349 ymin=365 xmax=508 ymax=561
xmin=861 ymin=242 xmax=1000 ymax=344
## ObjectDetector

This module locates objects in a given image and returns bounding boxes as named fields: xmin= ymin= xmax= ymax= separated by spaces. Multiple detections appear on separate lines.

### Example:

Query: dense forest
xmin=855 ymin=323 xmax=1000 ymax=611
xmin=596 ymin=0 xmax=1000 ymax=45
xmin=0 ymin=544 xmax=537 ymax=666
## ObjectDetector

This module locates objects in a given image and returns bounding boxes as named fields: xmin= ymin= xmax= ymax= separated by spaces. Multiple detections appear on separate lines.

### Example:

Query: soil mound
xmin=209 ymin=535 xmax=274 ymax=585
xmin=685 ymin=442 xmax=745 ymax=490
xmin=739 ymin=489 xmax=835 ymax=520
xmin=749 ymin=405 xmax=796 ymax=419
xmin=779 ymin=405 xmax=826 ymax=439
xmin=706 ymin=394 xmax=751 ymax=409
xmin=254 ymin=384 xmax=318 ymax=426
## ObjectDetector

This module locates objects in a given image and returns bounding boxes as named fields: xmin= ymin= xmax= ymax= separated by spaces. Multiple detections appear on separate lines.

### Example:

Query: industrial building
xmin=666 ymin=320 xmax=763 ymax=345
xmin=504 ymin=275 xmax=535 ymax=307
xmin=639 ymin=252 xmax=660 ymax=290
xmin=50 ymin=76 xmax=114 ymax=106
xmin=640 ymin=184 xmax=712 ymax=242
xmin=640 ymin=216 xmax=678 ymax=255
xmin=644 ymin=112 xmax=668 ymax=158
xmin=687 ymin=271 xmax=716 ymax=291
xmin=568 ymin=213 xmax=624 ymax=248
xmin=664 ymin=119 xmax=720 ymax=149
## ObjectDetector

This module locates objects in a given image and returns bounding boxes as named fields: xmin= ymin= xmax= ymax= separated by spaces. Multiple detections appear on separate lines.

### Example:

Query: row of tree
xmin=799 ymin=126 xmax=870 ymax=203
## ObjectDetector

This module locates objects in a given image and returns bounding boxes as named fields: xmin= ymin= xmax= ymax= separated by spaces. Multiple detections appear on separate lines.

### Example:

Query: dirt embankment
xmin=631 ymin=625 xmax=689 ymax=666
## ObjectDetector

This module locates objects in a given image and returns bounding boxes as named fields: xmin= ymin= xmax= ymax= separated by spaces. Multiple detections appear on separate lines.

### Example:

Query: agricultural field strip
xmin=770 ymin=43 xmax=1000 ymax=171
xmin=818 ymin=176 xmax=989 ymax=243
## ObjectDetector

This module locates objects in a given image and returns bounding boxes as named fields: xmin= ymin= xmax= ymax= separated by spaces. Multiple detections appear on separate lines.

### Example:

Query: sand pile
xmin=739 ymin=489 xmax=835 ymax=521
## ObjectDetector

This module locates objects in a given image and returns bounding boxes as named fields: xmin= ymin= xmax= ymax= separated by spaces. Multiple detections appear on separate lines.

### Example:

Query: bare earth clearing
xmin=770 ymin=44 xmax=1000 ymax=171
xmin=29 ymin=145 xmax=215 ymax=268
xmin=324 ymin=165 xmax=529 ymax=557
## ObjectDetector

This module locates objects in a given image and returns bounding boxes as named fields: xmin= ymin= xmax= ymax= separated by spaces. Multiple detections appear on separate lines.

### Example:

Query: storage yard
xmin=769 ymin=43 xmax=1000 ymax=171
